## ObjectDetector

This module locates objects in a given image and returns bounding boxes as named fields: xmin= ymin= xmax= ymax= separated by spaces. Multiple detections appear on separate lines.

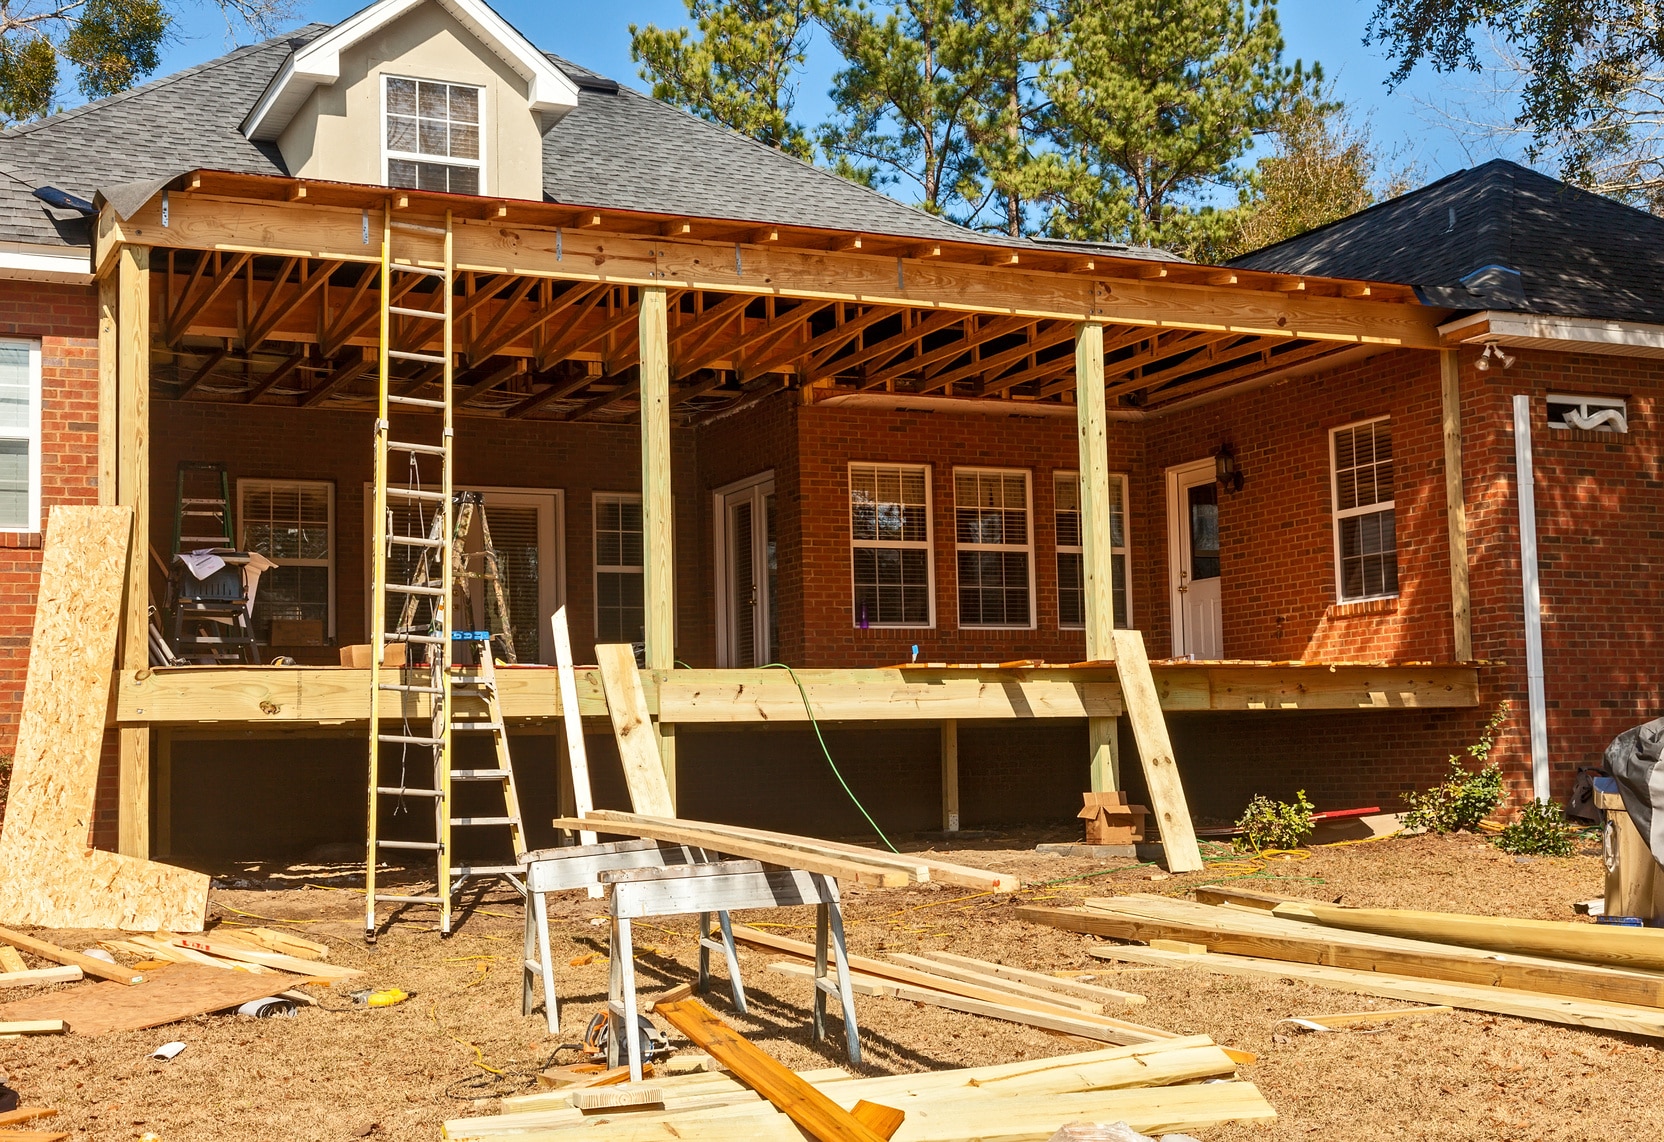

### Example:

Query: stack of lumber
xmin=442 ymin=1036 xmax=1275 ymax=1141
xmin=0 ymin=1105 xmax=68 ymax=1142
xmin=1017 ymin=888 xmax=1664 ymax=1040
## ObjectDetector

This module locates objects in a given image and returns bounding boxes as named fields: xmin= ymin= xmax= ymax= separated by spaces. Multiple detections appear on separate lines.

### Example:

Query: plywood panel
xmin=0 ymin=963 xmax=290 ymax=1035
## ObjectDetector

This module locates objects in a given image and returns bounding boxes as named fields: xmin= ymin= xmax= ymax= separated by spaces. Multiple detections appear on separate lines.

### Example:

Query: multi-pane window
xmin=850 ymin=463 xmax=932 ymax=627
xmin=384 ymin=77 xmax=482 ymax=195
xmin=594 ymin=493 xmax=644 ymax=645
xmin=0 ymin=340 xmax=39 ymax=531
xmin=1055 ymin=472 xmax=1130 ymax=629
xmin=955 ymin=468 xmax=1032 ymax=628
xmin=238 ymin=479 xmax=334 ymax=641
xmin=1331 ymin=417 xmax=1397 ymax=600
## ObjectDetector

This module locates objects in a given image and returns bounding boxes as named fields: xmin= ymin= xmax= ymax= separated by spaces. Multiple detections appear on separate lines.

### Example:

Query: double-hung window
xmin=849 ymin=463 xmax=932 ymax=627
xmin=1055 ymin=471 xmax=1131 ymax=629
xmin=238 ymin=479 xmax=335 ymax=642
xmin=1330 ymin=417 xmax=1397 ymax=601
xmin=594 ymin=492 xmax=645 ymax=644
xmin=384 ymin=76 xmax=483 ymax=195
xmin=0 ymin=340 xmax=40 ymax=532
xmin=955 ymin=468 xmax=1033 ymax=628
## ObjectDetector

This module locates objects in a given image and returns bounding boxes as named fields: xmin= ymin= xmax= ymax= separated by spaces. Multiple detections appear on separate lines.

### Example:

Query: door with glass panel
xmin=715 ymin=475 xmax=777 ymax=668
xmin=1166 ymin=459 xmax=1222 ymax=659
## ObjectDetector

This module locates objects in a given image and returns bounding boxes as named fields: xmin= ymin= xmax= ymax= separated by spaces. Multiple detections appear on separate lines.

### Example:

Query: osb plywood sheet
xmin=0 ymin=506 xmax=208 ymax=931
xmin=0 ymin=963 xmax=291 ymax=1034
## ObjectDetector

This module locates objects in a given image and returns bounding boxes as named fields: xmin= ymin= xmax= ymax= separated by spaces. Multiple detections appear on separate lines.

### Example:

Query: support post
xmin=1440 ymin=351 xmax=1472 ymax=661
xmin=1513 ymin=394 xmax=1550 ymax=800
xmin=940 ymin=720 xmax=959 ymax=832
xmin=115 ymin=246 xmax=150 ymax=859
xmin=639 ymin=285 xmax=676 ymax=805
xmin=1075 ymin=322 xmax=1119 ymax=790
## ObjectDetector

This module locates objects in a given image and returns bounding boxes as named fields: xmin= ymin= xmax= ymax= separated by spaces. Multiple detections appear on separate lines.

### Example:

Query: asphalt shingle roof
xmin=1229 ymin=158 xmax=1664 ymax=325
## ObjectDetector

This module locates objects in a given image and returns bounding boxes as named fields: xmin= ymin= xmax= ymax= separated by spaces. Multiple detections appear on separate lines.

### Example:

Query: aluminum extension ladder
xmin=364 ymin=208 xmax=525 ymax=939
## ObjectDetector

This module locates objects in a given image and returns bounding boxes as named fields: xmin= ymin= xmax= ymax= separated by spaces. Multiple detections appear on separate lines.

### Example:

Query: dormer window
xmin=383 ymin=76 xmax=483 ymax=195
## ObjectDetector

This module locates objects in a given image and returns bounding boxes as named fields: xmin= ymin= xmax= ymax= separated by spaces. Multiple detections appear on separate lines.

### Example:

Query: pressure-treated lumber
xmin=582 ymin=809 xmax=1017 ymax=891
xmin=552 ymin=817 xmax=907 ymax=888
xmin=0 ymin=507 xmax=209 ymax=931
xmin=1293 ymin=1005 xmax=1453 ymax=1027
xmin=1108 ymin=629 xmax=1202 ymax=872
xmin=0 ymin=945 xmax=25 ymax=973
xmin=116 ymin=245 xmax=150 ymax=859
xmin=0 ymin=1108 xmax=57 ymax=1127
xmin=594 ymin=644 xmax=676 ymax=817
xmin=884 ymin=983 xmax=1145 ymax=1043
xmin=0 ymin=966 xmax=83 ymax=990
xmin=638 ymin=287 xmax=677 ymax=803
xmin=0 ymin=925 xmax=143 ymax=985
xmin=169 ymin=933 xmax=360 ymax=979
xmin=648 ymin=985 xmax=896 ymax=1142
xmin=215 ymin=926 xmax=329 ymax=960
xmin=0 ymin=1019 xmax=65 ymax=1035
xmin=885 ymin=953 xmax=1105 ymax=1012
xmin=1273 ymin=899 xmax=1664 ymax=973
xmin=1439 ymin=350 xmax=1472 ymax=661
xmin=551 ymin=607 xmax=597 ymax=845
xmin=917 ymin=950 xmax=1145 ymax=1005
xmin=1096 ymin=943 xmax=1664 ymax=1040
xmin=767 ymin=960 xmax=894 ymax=997
xmin=0 ymin=1133 xmax=69 ymax=1142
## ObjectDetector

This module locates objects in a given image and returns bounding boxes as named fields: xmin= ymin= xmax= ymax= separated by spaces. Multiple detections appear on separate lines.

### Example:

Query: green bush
xmin=1494 ymin=799 xmax=1577 ymax=856
xmin=1402 ymin=703 xmax=1509 ymax=833
xmin=1234 ymin=789 xmax=1316 ymax=852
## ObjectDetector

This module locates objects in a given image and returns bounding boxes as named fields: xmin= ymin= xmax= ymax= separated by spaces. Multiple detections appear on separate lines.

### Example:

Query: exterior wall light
xmin=1215 ymin=444 xmax=1244 ymax=492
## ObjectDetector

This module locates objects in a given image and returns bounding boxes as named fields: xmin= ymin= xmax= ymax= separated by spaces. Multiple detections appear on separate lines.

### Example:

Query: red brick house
xmin=9 ymin=1 xmax=1636 ymax=866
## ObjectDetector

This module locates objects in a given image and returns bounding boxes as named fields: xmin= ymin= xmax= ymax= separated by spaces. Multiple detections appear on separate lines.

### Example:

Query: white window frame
xmin=380 ymin=74 xmax=487 ymax=195
xmin=953 ymin=466 xmax=1035 ymax=630
xmin=849 ymin=462 xmax=935 ymax=629
xmin=1329 ymin=416 xmax=1398 ymax=603
xmin=238 ymin=477 xmax=337 ymax=639
xmin=593 ymin=490 xmax=645 ymax=646
xmin=1055 ymin=470 xmax=1132 ymax=630
xmin=1546 ymin=392 xmax=1629 ymax=433
xmin=0 ymin=338 xmax=42 ymax=533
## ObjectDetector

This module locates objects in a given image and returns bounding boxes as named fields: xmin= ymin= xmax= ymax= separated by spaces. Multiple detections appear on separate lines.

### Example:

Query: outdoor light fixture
xmin=1215 ymin=444 xmax=1244 ymax=492
xmin=1475 ymin=341 xmax=1517 ymax=371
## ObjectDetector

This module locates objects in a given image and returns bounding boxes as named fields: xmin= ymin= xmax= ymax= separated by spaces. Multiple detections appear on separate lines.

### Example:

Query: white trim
xmin=1055 ymin=469 xmax=1131 ymax=631
xmin=238 ymin=477 xmax=337 ymax=639
xmin=1441 ymin=310 xmax=1664 ymax=359
xmin=1329 ymin=416 xmax=1398 ymax=603
xmin=381 ymin=73 xmax=488 ymax=195
xmin=952 ymin=466 xmax=1035 ymax=630
xmin=713 ymin=470 xmax=776 ymax=667
xmin=243 ymin=0 xmax=579 ymax=142
xmin=0 ymin=340 xmax=44 ymax=533
xmin=0 ymin=245 xmax=93 ymax=283
xmin=593 ymin=489 xmax=644 ymax=646
xmin=1513 ymin=395 xmax=1551 ymax=797
xmin=849 ymin=461 xmax=935 ymax=630
xmin=1165 ymin=459 xmax=1215 ymax=657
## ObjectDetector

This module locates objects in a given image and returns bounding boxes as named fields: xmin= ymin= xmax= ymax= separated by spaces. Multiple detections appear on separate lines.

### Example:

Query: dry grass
xmin=1 ymin=829 xmax=1656 ymax=1141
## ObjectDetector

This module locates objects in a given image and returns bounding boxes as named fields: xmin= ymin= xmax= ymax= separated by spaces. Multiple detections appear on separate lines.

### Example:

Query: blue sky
xmin=157 ymin=0 xmax=1530 ymax=193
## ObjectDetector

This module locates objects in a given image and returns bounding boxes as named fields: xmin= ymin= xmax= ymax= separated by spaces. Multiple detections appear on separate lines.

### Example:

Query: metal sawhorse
xmin=599 ymin=858 xmax=860 ymax=1080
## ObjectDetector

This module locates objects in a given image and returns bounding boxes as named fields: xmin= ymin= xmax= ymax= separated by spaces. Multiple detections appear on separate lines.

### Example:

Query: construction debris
xmin=0 ymin=963 xmax=306 ymax=1036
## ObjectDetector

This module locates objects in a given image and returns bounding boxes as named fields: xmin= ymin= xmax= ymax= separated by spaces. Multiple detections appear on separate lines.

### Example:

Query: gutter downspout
xmin=1512 ymin=394 xmax=1550 ymax=799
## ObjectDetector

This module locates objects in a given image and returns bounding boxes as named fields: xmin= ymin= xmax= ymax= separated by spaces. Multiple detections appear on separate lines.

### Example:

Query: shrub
xmin=1234 ymin=789 xmax=1316 ymax=852
xmin=1494 ymin=799 xmax=1577 ymax=856
xmin=1402 ymin=703 xmax=1509 ymax=833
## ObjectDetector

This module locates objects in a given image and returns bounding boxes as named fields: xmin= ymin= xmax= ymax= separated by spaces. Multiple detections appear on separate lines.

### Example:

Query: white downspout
xmin=1512 ymin=394 xmax=1550 ymax=799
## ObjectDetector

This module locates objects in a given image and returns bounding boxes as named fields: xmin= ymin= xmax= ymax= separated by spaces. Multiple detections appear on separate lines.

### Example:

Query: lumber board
xmin=553 ymin=818 xmax=907 ymax=888
xmin=169 ymin=934 xmax=359 ymax=978
xmin=1274 ymin=899 xmax=1664 ymax=973
xmin=0 ymin=925 xmax=143 ymax=985
xmin=594 ymin=645 xmax=676 ymax=817
xmin=582 ymin=809 xmax=1017 ymax=891
xmin=884 ymin=953 xmax=1105 ymax=1012
xmin=215 ymin=926 xmax=329 ymax=960
xmin=0 ymin=506 xmax=208 ymax=931
xmin=1294 ymin=1005 xmax=1453 ymax=1027
xmin=1108 ymin=630 xmax=1202 ymax=872
xmin=0 ymin=966 xmax=83 ymax=990
xmin=0 ymin=1108 xmax=57 ymax=1127
xmin=647 ymin=987 xmax=895 ymax=1142
xmin=916 ymin=950 xmax=1145 ymax=1004
xmin=0 ymin=1132 xmax=69 ymax=1142
xmin=502 ymin=1067 xmax=855 ymax=1117
xmin=654 ymin=674 xmax=1122 ymax=721
xmin=884 ymin=983 xmax=1147 ymax=1043
xmin=768 ymin=960 xmax=895 ymax=997
xmin=0 ymin=1019 xmax=65 ymax=1035
xmin=1096 ymin=943 xmax=1664 ymax=1040
xmin=1018 ymin=898 xmax=1664 ymax=1009
xmin=552 ymin=607 xmax=597 ymax=845
xmin=0 ymin=962 xmax=296 ymax=1035
xmin=0 ymin=945 xmax=25 ymax=973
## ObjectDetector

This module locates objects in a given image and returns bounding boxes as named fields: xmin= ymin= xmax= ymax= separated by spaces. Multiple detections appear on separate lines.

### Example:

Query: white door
xmin=715 ymin=474 xmax=777 ymax=667
xmin=1167 ymin=461 xmax=1222 ymax=659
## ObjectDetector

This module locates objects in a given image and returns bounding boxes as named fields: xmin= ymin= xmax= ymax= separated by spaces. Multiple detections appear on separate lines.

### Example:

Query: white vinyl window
xmin=1055 ymin=471 xmax=1131 ymax=629
xmin=238 ymin=479 xmax=335 ymax=642
xmin=850 ymin=463 xmax=933 ymax=628
xmin=955 ymin=467 xmax=1033 ymax=628
xmin=0 ymin=339 xmax=41 ymax=532
xmin=594 ymin=492 xmax=645 ymax=645
xmin=383 ymin=76 xmax=484 ymax=195
xmin=1330 ymin=417 xmax=1397 ymax=601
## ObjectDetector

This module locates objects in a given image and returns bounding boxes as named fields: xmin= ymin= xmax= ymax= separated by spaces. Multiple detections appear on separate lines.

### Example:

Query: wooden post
xmin=116 ymin=246 xmax=150 ymax=859
xmin=1439 ymin=351 xmax=1472 ymax=662
xmin=940 ymin=720 xmax=959 ymax=832
xmin=1075 ymin=322 xmax=1119 ymax=791
xmin=639 ymin=285 xmax=676 ymax=805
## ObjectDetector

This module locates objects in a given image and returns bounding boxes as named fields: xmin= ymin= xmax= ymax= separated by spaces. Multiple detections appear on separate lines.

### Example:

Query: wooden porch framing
xmin=93 ymin=170 xmax=1461 ymax=860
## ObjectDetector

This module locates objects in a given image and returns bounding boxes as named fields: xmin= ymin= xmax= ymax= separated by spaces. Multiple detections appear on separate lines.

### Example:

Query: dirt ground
xmin=1 ymin=827 xmax=1656 ymax=1142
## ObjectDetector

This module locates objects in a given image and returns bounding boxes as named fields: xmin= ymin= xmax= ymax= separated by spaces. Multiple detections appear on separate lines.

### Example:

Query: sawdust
xmin=0 ymin=829 xmax=1652 ymax=1142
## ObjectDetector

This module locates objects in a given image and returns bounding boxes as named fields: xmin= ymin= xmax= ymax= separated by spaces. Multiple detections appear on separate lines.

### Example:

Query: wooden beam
xmin=97 ymin=268 xmax=117 ymax=508
xmin=243 ymin=351 xmax=306 ymax=404
xmin=463 ymin=274 xmax=536 ymax=362
xmin=864 ymin=315 xmax=1031 ymax=391
xmin=470 ymin=279 xmax=597 ymax=362
xmin=116 ymin=246 xmax=150 ymax=860
xmin=561 ymin=816 xmax=907 ymax=888
xmin=509 ymin=368 xmax=601 ymax=419
xmin=1440 ymin=350 xmax=1471 ymax=661
xmin=1110 ymin=630 xmax=1202 ymax=872
xmin=173 ymin=346 xmax=228 ymax=400
xmin=929 ymin=320 xmax=1072 ymax=394
xmin=301 ymin=350 xmax=374 ymax=407
xmin=754 ymin=306 xmax=891 ymax=378
xmin=456 ymin=358 xmax=526 ymax=406
xmin=594 ymin=644 xmax=676 ymax=817
xmin=1140 ymin=340 xmax=1347 ymax=408
xmin=940 ymin=720 xmax=959 ymax=833
xmin=165 ymin=251 xmax=250 ymax=347
xmin=1076 ymin=322 xmax=1119 ymax=796
xmin=639 ymin=285 xmax=676 ymax=795
xmin=562 ymin=378 xmax=639 ymax=422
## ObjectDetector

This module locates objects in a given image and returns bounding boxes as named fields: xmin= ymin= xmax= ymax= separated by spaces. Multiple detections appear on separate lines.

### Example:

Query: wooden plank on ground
xmin=1108 ymin=630 xmax=1202 ymax=872
xmin=594 ymin=643 xmax=676 ymax=817
xmin=0 ymin=1019 xmax=65 ymax=1035
xmin=0 ymin=925 xmax=143 ymax=985
xmin=0 ymin=945 xmax=26 ymax=973
xmin=0 ymin=966 xmax=83 ymax=990
xmin=0 ymin=962 xmax=295 ymax=1035
xmin=916 ymin=950 xmax=1145 ymax=1005
xmin=0 ymin=506 xmax=209 ymax=931
xmin=0 ymin=1132 xmax=69 ymax=1142
xmin=885 ymin=953 xmax=1105 ymax=1012
xmin=552 ymin=818 xmax=907 ymax=888
xmin=0 ymin=1108 xmax=57 ymax=1127
xmin=214 ymin=926 xmax=329 ymax=960
xmin=647 ymin=985 xmax=896 ymax=1142
xmin=169 ymin=933 xmax=360 ymax=979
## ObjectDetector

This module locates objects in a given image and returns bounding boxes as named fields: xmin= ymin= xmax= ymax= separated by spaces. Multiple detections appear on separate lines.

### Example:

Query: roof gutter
xmin=1441 ymin=310 xmax=1664 ymax=358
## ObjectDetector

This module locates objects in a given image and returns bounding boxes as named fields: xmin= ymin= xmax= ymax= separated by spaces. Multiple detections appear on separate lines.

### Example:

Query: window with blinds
xmin=239 ymin=479 xmax=334 ymax=641
xmin=849 ymin=463 xmax=932 ymax=627
xmin=0 ymin=341 xmax=37 ymax=532
xmin=955 ymin=468 xmax=1032 ymax=628
xmin=1055 ymin=471 xmax=1131 ymax=629
xmin=1330 ymin=417 xmax=1397 ymax=601
xmin=594 ymin=492 xmax=645 ymax=644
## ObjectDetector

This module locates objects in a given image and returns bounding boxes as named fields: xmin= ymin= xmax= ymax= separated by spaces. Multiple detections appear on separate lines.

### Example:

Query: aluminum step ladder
xmin=364 ymin=208 xmax=525 ymax=939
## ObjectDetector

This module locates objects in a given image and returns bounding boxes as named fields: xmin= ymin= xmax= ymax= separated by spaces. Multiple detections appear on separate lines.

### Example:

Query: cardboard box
xmin=339 ymin=642 xmax=408 ymax=668
xmin=1078 ymin=791 xmax=1149 ymax=845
